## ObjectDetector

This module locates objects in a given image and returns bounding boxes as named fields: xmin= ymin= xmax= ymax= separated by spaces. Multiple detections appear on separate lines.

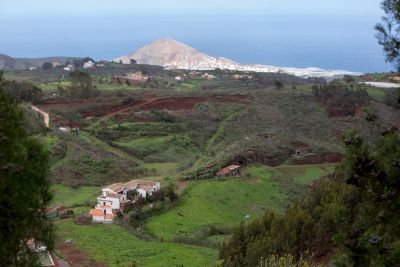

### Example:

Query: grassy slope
xmin=51 ymin=184 xmax=100 ymax=206
xmin=146 ymin=166 xmax=283 ymax=239
xmin=275 ymin=164 xmax=335 ymax=185
xmin=205 ymin=106 xmax=247 ymax=153
xmin=146 ymin=164 xmax=334 ymax=240
xmin=57 ymin=221 xmax=218 ymax=267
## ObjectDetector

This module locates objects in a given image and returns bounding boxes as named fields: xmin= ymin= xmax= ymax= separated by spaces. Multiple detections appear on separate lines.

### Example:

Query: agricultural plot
xmin=57 ymin=221 xmax=218 ymax=267
xmin=275 ymin=163 xmax=335 ymax=185
xmin=51 ymin=184 xmax=100 ymax=207
xmin=146 ymin=164 xmax=334 ymax=240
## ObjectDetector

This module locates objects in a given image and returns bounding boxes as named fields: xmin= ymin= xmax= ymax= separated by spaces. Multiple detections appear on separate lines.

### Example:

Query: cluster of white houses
xmin=90 ymin=180 xmax=160 ymax=223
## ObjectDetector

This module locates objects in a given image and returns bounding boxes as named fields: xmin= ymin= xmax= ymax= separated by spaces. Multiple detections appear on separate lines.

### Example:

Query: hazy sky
xmin=1 ymin=0 xmax=382 ymax=17
xmin=0 ymin=0 xmax=391 ymax=72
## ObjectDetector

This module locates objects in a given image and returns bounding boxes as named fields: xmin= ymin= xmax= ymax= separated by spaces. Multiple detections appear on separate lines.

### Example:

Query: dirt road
xmin=31 ymin=105 xmax=50 ymax=127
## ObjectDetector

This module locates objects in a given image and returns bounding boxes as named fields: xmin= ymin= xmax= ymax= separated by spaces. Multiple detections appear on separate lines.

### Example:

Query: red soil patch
xmin=141 ymin=97 xmax=207 ymax=111
xmin=81 ymin=100 xmax=146 ymax=118
xmin=56 ymin=238 xmax=106 ymax=267
xmin=288 ymin=153 xmax=343 ymax=165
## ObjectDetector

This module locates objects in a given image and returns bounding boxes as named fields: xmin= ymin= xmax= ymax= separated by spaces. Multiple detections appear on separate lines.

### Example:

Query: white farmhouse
xmin=83 ymin=60 xmax=95 ymax=69
xmin=97 ymin=192 xmax=127 ymax=210
xmin=90 ymin=179 xmax=161 ymax=223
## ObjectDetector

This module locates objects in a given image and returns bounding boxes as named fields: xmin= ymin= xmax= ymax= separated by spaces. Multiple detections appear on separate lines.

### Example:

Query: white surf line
xmin=31 ymin=105 xmax=50 ymax=127
xmin=360 ymin=82 xmax=400 ymax=88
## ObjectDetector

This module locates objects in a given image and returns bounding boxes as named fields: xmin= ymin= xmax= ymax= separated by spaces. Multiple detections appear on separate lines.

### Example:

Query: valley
xmin=3 ymin=51 xmax=400 ymax=266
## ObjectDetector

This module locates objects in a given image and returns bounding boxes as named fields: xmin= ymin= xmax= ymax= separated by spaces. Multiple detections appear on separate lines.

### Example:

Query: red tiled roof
xmin=90 ymin=209 xmax=104 ymax=216
xmin=217 ymin=165 xmax=241 ymax=175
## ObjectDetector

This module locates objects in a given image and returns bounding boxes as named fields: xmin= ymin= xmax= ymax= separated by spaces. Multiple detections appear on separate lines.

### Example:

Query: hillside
xmin=0 ymin=54 xmax=80 ymax=70
xmin=4 ymin=64 xmax=400 ymax=266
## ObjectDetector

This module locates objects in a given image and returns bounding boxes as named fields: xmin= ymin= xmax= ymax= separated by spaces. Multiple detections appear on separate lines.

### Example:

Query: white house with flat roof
xmin=90 ymin=179 xmax=161 ymax=223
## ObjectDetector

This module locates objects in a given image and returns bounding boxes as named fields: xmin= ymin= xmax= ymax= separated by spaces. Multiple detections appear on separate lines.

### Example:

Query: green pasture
xmin=57 ymin=221 xmax=218 ymax=267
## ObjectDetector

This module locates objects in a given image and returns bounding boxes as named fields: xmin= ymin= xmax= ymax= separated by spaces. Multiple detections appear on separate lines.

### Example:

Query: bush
xmin=312 ymin=82 xmax=370 ymax=116
xmin=122 ymin=97 xmax=136 ymax=105
xmin=258 ymin=254 xmax=322 ymax=267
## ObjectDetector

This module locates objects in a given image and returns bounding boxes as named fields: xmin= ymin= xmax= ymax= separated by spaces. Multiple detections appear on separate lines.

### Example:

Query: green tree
xmin=274 ymin=79 xmax=283 ymax=90
xmin=376 ymin=0 xmax=400 ymax=70
xmin=68 ymin=70 xmax=97 ymax=98
xmin=0 ymin=72 xmax=53 ymax=266
xmin=42 ymin=62 xmax=52 ymax=70
xmin=220 ymin=130 xmax=400 ymax=267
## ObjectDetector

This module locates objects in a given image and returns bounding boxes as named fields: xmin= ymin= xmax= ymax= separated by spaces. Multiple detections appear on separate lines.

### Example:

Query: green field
xmin=146 ymin=164 xmax=334 ymax=240
xmin=51 ymin=184 xmax=100 ymax=207
xmin=365 ymin=86 xmax=386 ymax=101
xmin=116 ymin=136 xmax=173 ymax=158
xmin=143 ymin=162 xmax=179 ymax=176
xmin=57 ymin=221 xmax=218 ymax=267
xmin=147 ymin=166 xmax=281 ymax=240
xmin=275 ymin=164 xmax=335 ymax=185
xmin=39 ymin=81 xmax=72 ymax=91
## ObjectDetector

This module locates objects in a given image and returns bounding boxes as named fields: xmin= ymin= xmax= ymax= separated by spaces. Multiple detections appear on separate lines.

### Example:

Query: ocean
xmin=0 ymin=14 xmax=392 ymax=73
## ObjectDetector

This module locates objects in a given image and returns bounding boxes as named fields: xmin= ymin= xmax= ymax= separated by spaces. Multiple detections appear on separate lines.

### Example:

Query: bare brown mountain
xmin=113 ymin=38 xmax=359 ymax=78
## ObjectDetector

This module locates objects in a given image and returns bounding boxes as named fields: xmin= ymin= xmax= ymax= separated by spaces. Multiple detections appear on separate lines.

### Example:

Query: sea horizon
xmin=0 ymin=14 xmax=392 ymax=73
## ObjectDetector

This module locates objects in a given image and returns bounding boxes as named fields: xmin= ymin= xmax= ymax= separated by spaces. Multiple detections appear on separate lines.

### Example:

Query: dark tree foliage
xmin=220 ymin=130 xmax=400 ymax=267
xmin=67 ymin=70 xmax=98 ymax=98
xmin=384 ymin=88 xmax=400 ymax=109
xmin=376 ymin=0 xmax=400 ymax=70
xmin=0 ymin=72 xmax=53 ymax=266
xmin=312 ymin=82 xmax=370 ymax=116
xmin=82 ymin=57 xmax=94 ymax=63
xmin=73 ymin=59 xmax=83 ymax=69
xmin=41 ymin=62 xmax=52 ymax=70
xmin=0 ymin=71 xmax=43 ymax=104
xmin=343 ymin=75 xmax=356 ymax=84
xmin=274 ymin=79 xmax=284 ymax=90
xmin=254 ymin=72 xmax=308 ymax=87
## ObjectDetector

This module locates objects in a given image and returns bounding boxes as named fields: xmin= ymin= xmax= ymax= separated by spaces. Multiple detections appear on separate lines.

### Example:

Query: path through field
xmin=31 ymin=105 xmax=50 ymax=127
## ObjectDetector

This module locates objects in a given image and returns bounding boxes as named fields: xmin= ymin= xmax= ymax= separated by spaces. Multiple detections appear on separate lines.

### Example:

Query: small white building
xmin=58 ymin=127 xmax=70 ymax=133
xmin=202 ymin=73 xmax=216 ymax=80
xmin=97 ymin=180 xmax=160 ymax=209
xmin=90 ymin=205 xmax=113 ymax=223
xmin=83 ymin=60 xmax=95 ymax=69
xmin=28 ymin=67 xmax=37 ymax=71
xmin=63 ymin=66 xmax=72 ymax=71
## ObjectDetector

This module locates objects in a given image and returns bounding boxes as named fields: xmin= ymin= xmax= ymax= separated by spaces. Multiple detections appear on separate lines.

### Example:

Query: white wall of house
xmin=104 ymin=217 xmax=113 ymax=223
xmin=137 ymin=188 xmax=147 ymax=198
xmin=97 ymin=196 xmax=121 ymax=210
xmin=92 ymin=215 xmax=104 ymax=223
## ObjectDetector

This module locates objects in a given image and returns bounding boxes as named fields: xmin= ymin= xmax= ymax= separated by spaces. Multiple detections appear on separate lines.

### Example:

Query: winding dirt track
xmin=31 ymin=105 xmax=50 ymax=127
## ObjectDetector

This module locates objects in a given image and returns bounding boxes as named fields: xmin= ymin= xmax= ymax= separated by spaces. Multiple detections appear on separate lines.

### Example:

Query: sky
xmin=0 ymin=0 xmax=383 ymax=17
xmin=0 ymin=0 xmax=392 ymax=72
